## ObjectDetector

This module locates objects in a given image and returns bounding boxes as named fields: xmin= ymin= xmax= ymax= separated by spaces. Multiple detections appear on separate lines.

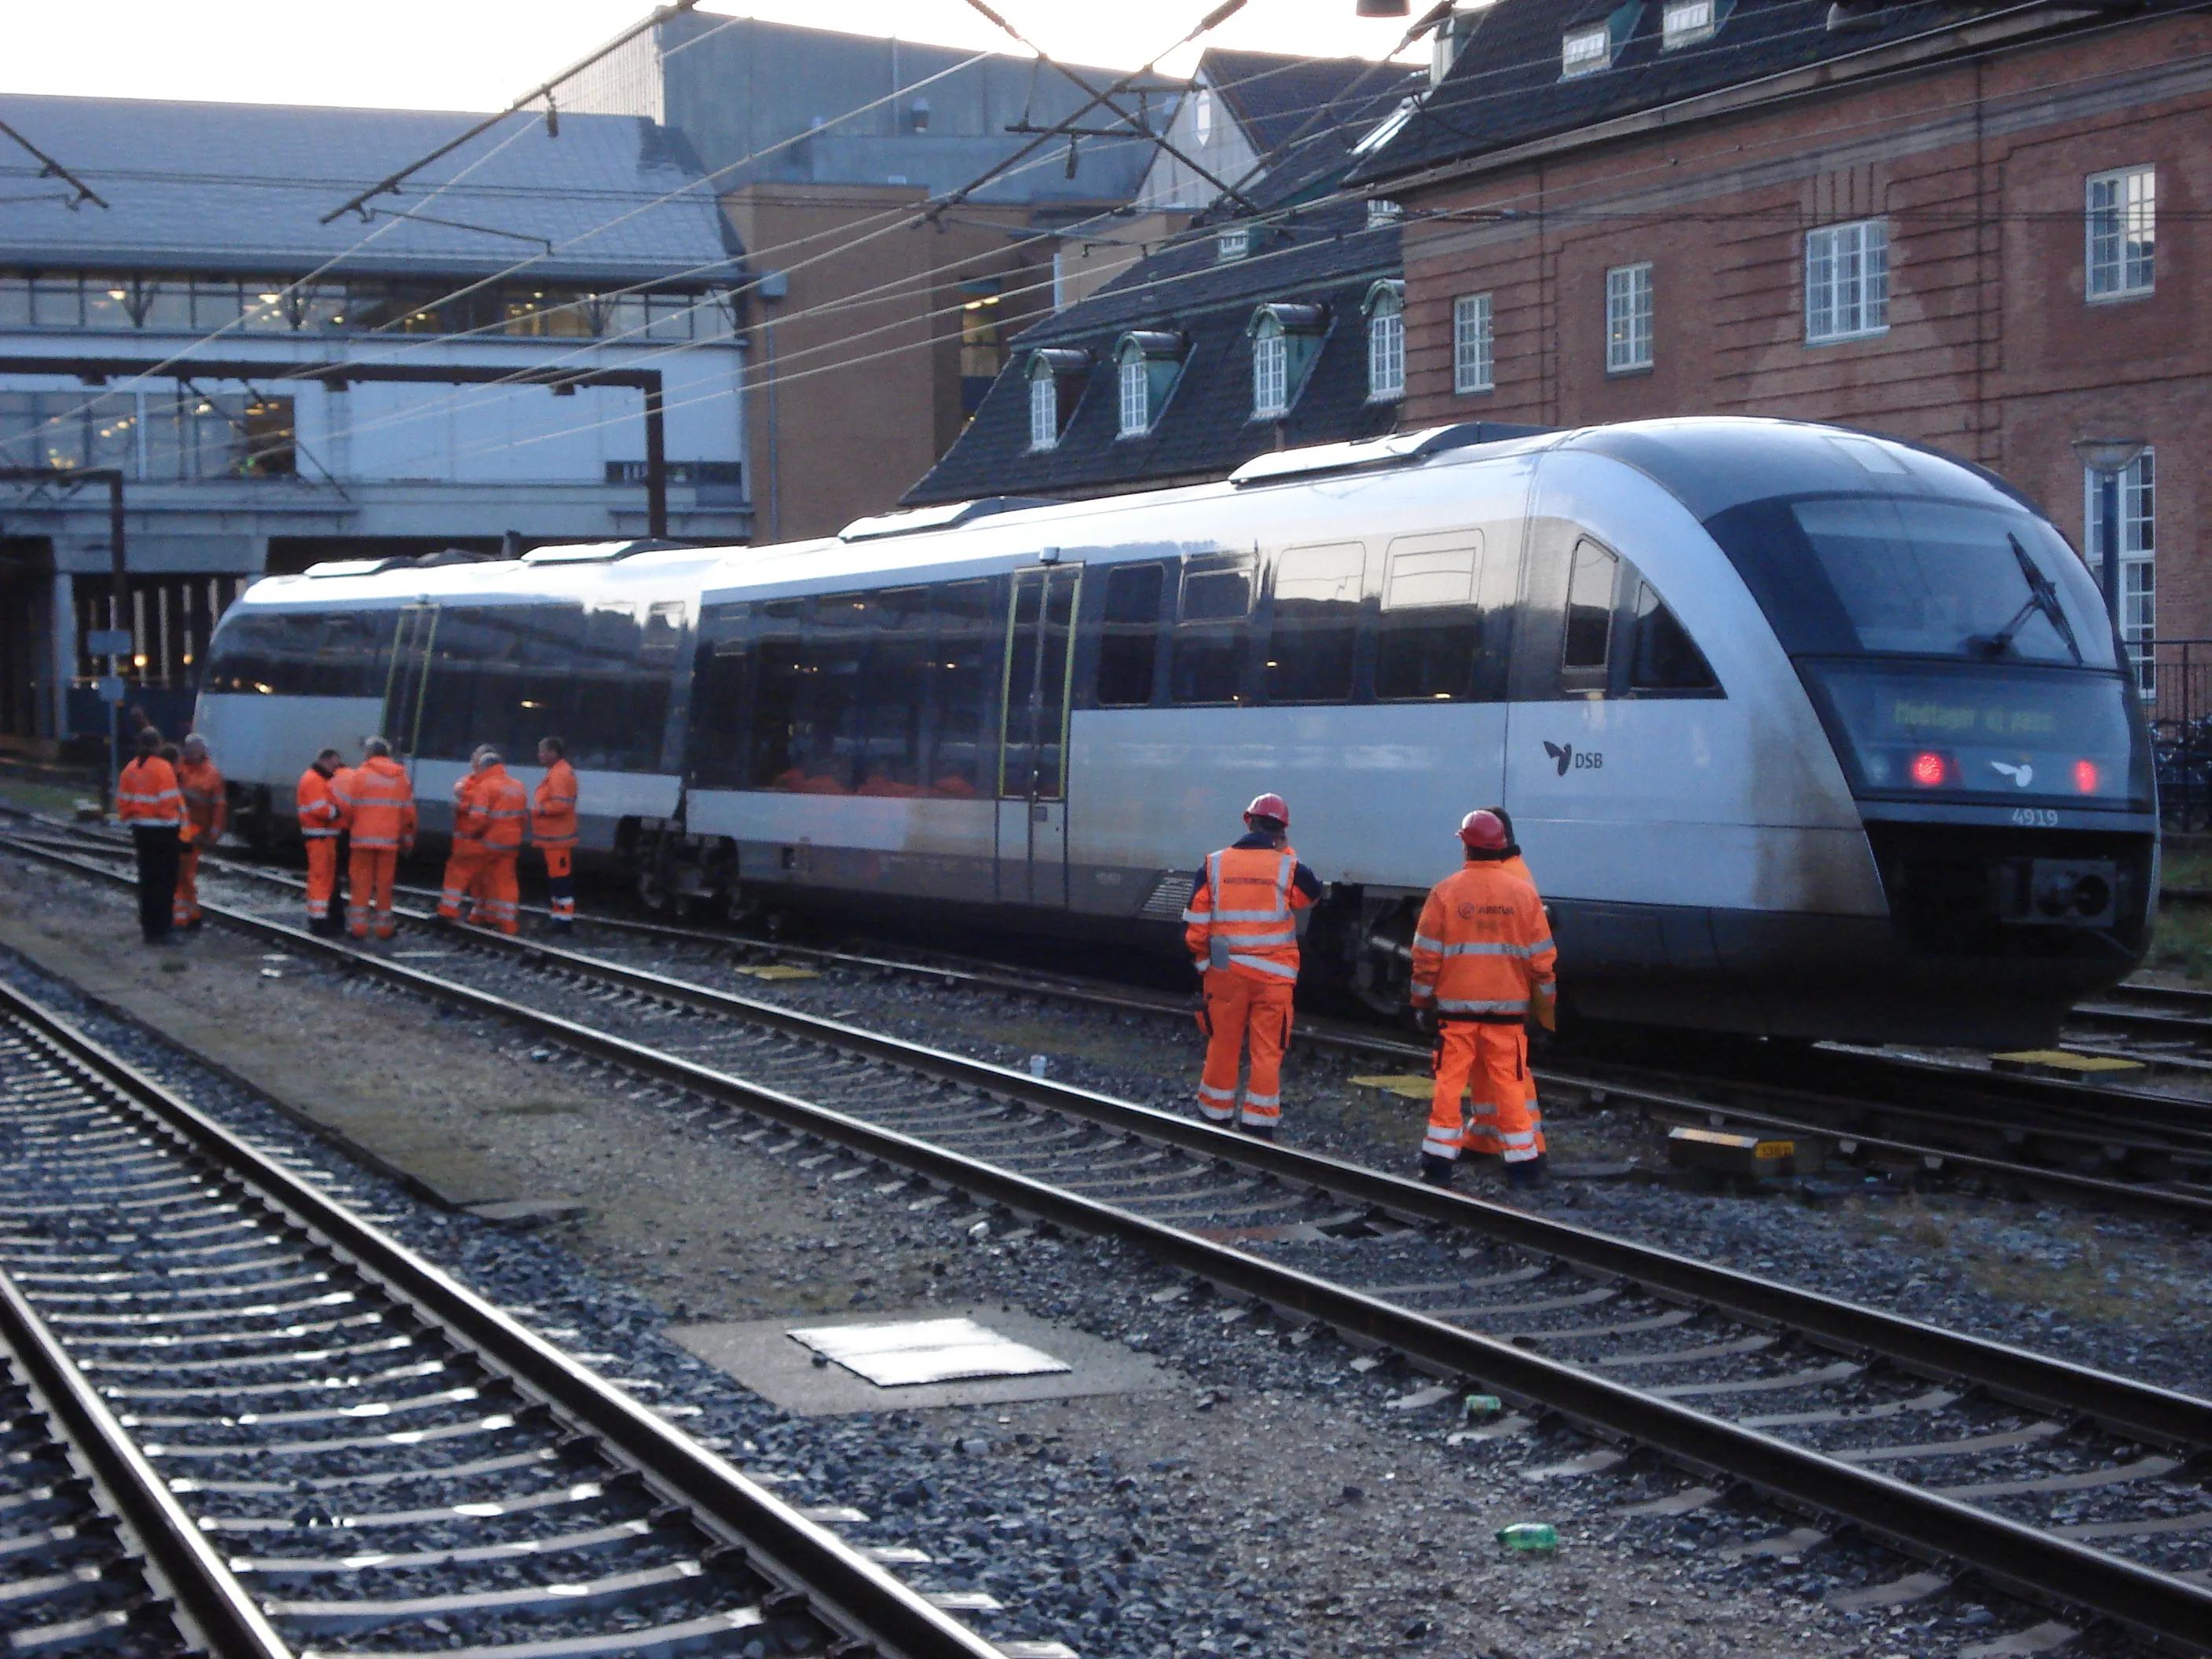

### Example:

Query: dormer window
xmin=1363 ymin=280 xmax=1405 ymax=402
xmin=1365 ymin=199 xmax=1403 ymax=231
xmin=1114 ymin=331 xmax=1186 ymax=438
xmin=1662 ymin=0 xmax=1718 ymax=46
xmin=1218 ymin=225 xmax=1251 ymax=263
xmin=1247 ymin=303 xmax=1327 ymax=420
xmin=1562 ymin=23 xmax=1610 ymax=76
xmin=1025 ymin=347 xmax=1091 ymax=452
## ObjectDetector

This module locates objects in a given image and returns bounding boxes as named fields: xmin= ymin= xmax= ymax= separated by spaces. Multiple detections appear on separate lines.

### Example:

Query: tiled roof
xmin=1349 ymin=0 xmax=2172 ymax=186
xmin=903 ymin=199 xmax=1401 ymax=505
xmin=0 ymin=93 xmax=741 ymax=282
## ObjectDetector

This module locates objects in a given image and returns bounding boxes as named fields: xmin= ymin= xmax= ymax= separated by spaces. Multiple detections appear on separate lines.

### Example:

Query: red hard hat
xmin=1459 ymin=809 xmax=1508 ymax=850
xmin=1244 ymin=792 xmax=1290 ymax=828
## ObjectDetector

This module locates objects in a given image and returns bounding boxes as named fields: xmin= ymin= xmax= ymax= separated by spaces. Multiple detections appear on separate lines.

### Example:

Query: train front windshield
xmin=1705 ymin=492 xmax=2151 ymax=808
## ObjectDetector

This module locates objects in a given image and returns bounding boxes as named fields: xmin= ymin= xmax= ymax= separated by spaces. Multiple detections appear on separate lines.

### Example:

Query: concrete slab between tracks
xmin=668 ymin=1302 xmax=1177 ymax=1415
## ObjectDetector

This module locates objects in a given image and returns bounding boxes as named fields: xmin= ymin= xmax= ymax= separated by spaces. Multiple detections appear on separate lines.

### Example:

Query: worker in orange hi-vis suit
xmin=330 ymin=755 xmax=357 ymax=923
xmin=117 ymin=727 xmax=185 ymax=945
xmin=296 ymin=748 xmax=344 ymax=935
xmin=531 ymin=735 xmax=579 ymax=935
xmin=1182 ymin=792 xmax=1324 ymax=1140
xmin=1459 ymin=804 xmax=1547 ymax=1162
xmin=467 ymin=749 xmax=529 ymax=935
xmin=171 ymin=734 xmax=227 ymax=932
xmin=338 ymin=738 xmax=416 ymax=940
xmin=1408 ymin=810 xmax=1558 ymax=1193
xmin=438 ymin=749 xmax=493 ymax=923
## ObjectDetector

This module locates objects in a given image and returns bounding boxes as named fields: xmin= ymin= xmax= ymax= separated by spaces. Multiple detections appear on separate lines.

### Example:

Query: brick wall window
xmin=1453 ymin=292 xmax=1494 ymax=394
xmin=1805 ymin=219 xmax=1888 ymax=344
xmin=1364 ymin=280 xmax=1405 ymax=401
xmin=2085 ymin=450 xmax=2155 ymax=693
xmin=2086 ymin=165 xmax=2155 ymax=299
xmin=1605 ymin=262 xmax=1653 ymax=373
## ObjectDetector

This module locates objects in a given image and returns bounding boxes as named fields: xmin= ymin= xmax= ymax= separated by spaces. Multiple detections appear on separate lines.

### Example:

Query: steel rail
xmin=0 ymin=1264 xmax=289 ymax=1658
xmin=13 ymin=825 xmax=2212 ymax=1225
xmin=0 ymin=976 xmax=1009 ymax=1659
xmin=6 ymin=839 xmax=2212 ymax=1651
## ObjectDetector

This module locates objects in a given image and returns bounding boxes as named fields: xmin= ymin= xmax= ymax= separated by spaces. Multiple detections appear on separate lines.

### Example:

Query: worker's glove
xmin=1533 ymin=989 xmax=1558 ymax=1033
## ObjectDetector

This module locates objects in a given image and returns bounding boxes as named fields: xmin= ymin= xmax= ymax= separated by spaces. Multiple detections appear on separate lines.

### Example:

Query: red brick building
xmin=1353 ymin=0 xmax=2206 ymax=699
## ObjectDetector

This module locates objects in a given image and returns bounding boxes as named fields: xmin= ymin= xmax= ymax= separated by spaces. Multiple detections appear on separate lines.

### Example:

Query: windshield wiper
xmin=1972 ymin=533 xmax=2082 ymax=664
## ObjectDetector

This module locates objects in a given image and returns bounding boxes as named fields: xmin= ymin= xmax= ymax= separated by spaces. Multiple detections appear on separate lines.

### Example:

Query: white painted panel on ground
xmin=786 ymin=1317 xmax=1071 ymax=1386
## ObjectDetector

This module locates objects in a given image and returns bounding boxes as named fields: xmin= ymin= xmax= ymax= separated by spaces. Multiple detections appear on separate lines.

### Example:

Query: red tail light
xmin=2074 ymin=758 xmax=2100 ymax=793
xmin=1908 ymin=750 xmax=1948 ymax=787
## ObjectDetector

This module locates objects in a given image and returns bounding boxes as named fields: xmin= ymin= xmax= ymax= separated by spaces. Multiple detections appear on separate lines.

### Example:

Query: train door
xmin=995 ymin=564 xmax=1082 ymax=906
xmin=382 ymin=603 xmax=438 ymax=767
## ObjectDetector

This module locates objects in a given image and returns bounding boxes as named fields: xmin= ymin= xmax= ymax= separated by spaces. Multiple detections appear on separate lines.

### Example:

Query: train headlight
xmin=1908 ymin=750 xmax=1949 ymax=787
xmin=2073 ymin=758 xmax=2100 ymax=793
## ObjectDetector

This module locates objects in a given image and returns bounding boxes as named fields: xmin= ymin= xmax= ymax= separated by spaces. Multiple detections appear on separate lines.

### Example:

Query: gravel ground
xmin=0 ymin=852 xmax=2203 ymax=1656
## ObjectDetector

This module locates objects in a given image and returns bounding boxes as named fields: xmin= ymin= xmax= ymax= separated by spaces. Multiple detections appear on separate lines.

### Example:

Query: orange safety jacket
xmin=474 ymin=764 xmax=528 ymax=852
xmin=1182 ymin=836 xmax=1320 ymax=984
xmin=178 ymin=756 xmax=226 ymax=845
xmin=297 ymin=767 xmax=342 ymax=837
xmin=530 ymin=758 xmax=578 ymax=850
xmin=1409 ymin=859 xmax=1557 ymax=1022
xmin=117 ymin=755 xmax=183 ymax=827
xmin=339 ymin=756 xmax=417 ymax=850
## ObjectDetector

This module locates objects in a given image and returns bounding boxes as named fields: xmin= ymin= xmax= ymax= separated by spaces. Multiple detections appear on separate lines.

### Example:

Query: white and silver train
xmin=194 ymin=416 xmax=2155 ymax=1047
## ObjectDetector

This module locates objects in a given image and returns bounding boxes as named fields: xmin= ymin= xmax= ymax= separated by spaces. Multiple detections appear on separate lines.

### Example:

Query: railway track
xmin=5 ymin=834 xmax=2212 ymax=1654
xmin=20 ymin=820 xmax=2212 ymax=1223
xmin=0 ymin=971 xmax=1051 ymax=1659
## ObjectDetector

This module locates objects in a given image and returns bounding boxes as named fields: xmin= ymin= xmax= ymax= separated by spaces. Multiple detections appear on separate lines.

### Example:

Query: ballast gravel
xmin=0 ymin=855 xmax=2198 ymax=1657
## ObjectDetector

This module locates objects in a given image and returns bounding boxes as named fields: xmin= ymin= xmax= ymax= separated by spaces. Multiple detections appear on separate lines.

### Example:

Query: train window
xmin=639 ymin=600 xmax=684 ymax=667
xmin=1628 ymin=582 xmax=1718 ymax=691
xmin=1097 ymin=562 xmax=1163 ymax=707
xmin=1265 ymin=542 xmax=1364 ymax=703
xmin=935 ymin=580 xmax=997 ymax=632
xmin=1378 ymin=533 xmax=1485 ymax=701
xmin=878 ymin=588 xmax=930 ymax=628
xmin=1172 ymin=558 xmax=1251 ymax=705
xmin=857 ymin=635 xmax=929 ymax=794
xmin=1562 ymin=540 xmax=1619 ymax=672
xmin=1003 ymin=569 xmax=1076 ymax=798
xmin=931 ymin=634 xmax=991 ymax=797
xmin=1181 ymin=568 xmax=1251 ymax=621
xmin=688 ymin=634 xmax=748 ymax=789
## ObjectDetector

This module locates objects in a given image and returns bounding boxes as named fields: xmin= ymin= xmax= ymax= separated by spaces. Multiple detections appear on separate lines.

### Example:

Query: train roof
xmin=227 ymin=417 xmax=2049 ymax=618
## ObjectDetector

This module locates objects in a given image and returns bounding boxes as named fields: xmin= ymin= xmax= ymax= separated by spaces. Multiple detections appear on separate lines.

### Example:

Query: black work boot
xmin=1239 ymin=1122 xmax=1276 ymax=1142
xmin=1503 ymin=1154 xmax=1550 ymax=1192
xmin=1419 ymin=1153 xmax=1456 ymax=1188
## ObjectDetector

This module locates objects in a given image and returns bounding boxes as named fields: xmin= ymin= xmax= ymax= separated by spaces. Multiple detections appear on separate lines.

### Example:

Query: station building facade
xmin=1349 ymin=0 xmax=2208 ymax=702
xmin=0 ymin=93 xmax=746 ymax=751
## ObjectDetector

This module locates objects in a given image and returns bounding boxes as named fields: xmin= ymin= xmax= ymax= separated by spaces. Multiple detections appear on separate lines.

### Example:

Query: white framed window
xmin=1805 ymin=218 xmax=1889 ymax=344
xmin=2085 ymin=450 xmax=2155 ymax=693
xmin=1364 ymin=281 xmax=1404 ymax=401
xmin=1252 ymin=324 xmax=1288 ymax=417
xmin=1605 ymin=262 xmax=1653 ymax=373
xmin=1562 ymin=24 xmax=1610 ymax=76
xmin=1365 ymin=199 xmax=1403 ymax=231
xmin=1028 ymin=372 xmax=1060 ymax=451
xmin=1119 ymin=354 xmax=1151 ymax=437
xmin=1217 ymin=225 xmax=1250 ymax=264
xmin=1662 ymin=0 xmax=1716 ymax=48
xmin=2086 ymin=166 xmax=2155 ymax=299
xmin=1453 ymin=292 xmax=1493 ymax=394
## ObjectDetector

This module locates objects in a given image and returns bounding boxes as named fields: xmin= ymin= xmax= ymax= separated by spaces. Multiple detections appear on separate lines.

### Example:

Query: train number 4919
xmin=2011 ymin=807 xmax=2060 ymax=828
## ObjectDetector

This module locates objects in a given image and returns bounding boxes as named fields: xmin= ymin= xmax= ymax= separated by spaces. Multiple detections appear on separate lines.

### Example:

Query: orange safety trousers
xmin=173 ymin=845 xmax=203 ymax=928
xmin=438 ymin=844 xmax=487 ymax=921
xmin=1196 ymin=969 xmax=1293 ymax=1130
xmin=348 ymin=848 xmax=399 ymax=939
xmin=471 ymin=851 xmax=520 ymax=935
xmin=305 ymin=838 xmax=339 ymax=924
xmin=1424 ymin=1020 xmax=1547 ymax=1164
xmin=541 ymin=846 xmax=574 ymax=923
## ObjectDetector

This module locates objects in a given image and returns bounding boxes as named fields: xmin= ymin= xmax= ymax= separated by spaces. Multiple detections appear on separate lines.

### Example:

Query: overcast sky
xmin=0 ymin=2 xmax=1423 ymax=113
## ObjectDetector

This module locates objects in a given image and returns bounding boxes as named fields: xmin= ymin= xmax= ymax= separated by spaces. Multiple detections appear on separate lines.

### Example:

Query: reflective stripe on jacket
xmin=1409 ymin=861 xmax=1557 ymax=1020
xmin=118 ymin=756 xmax=182 ymax=826
xmin=451 ymin=771 xmax=487 ymax=849
xmin=297 ymin=767 xmax=341 ymax=837
xmin=475 ymin=765 xmax=528 ymax=851
xmin=178 ymin=757 xmax=226 ymax=842
xmin=1182 ymin=841 xmax=1317 ymax=984
xmin=531 ymin=759 xmax=578 ymax=849
xmin=339 ymin=756 xmax=416 ymax=850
